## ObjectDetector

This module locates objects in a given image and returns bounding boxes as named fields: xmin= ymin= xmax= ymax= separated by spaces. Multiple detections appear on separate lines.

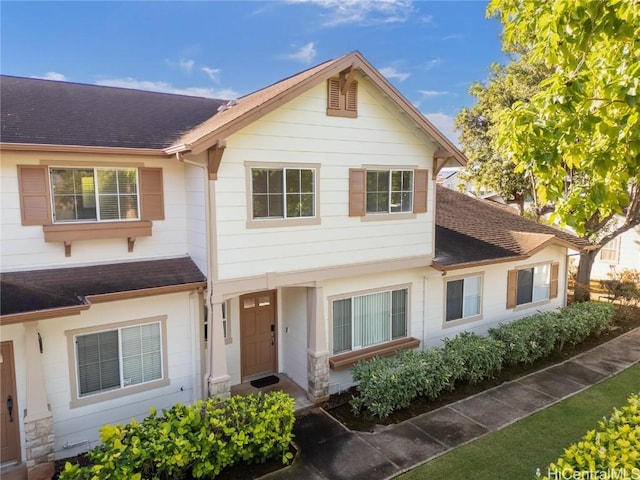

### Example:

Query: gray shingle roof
xmin=435 ymin=185 xmax=589 ymax=268
xmin=0 ymin=257 xmax=206 ymax=316
xmin=0 ymin=75 xmax=226 ymax=149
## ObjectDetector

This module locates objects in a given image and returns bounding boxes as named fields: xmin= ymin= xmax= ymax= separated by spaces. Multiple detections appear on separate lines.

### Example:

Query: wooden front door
xmin=240 ymin=290 xmax=277 ymax=379
xmin=1 ymin=341 xmax=20 ymax=464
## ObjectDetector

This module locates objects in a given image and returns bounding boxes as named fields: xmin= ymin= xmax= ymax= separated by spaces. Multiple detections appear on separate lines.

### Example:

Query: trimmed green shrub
xmin=554 ymin=301 xmax=615 ymax=351
xmin=443 ymin=332 xmax=506 ymax=384
xmin=59 ymin=392 xmax=295 ymax=480
xmin=350 ymin=347 xmax=454 ymax=418
xmin=541 ymin=393 xmax=640 ymax=479
xmin=489 ymin=312 xmax=558 ymax=365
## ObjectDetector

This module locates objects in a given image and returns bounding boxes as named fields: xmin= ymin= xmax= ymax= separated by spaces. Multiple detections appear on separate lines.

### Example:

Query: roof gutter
xmin=0 ymin=142 xmax=166 ymax=156
xmin=0 ymin=300 xmax=91 ymax=326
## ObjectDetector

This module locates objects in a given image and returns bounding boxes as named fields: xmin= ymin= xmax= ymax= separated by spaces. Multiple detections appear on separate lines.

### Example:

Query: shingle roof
xmin=0 ymin=257 xmax=206 ymax=316
xmin=0 ymin=75 xmax=226 ymax=149
xmin=435 ymin=185 xmax=590 ymax=268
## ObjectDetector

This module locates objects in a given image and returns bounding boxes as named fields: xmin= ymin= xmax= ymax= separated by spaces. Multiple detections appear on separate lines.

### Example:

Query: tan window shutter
xmin=549 ymin=262 xmax=560 ymax=299
xmin=506 ymin=269 xmax=518 ymax=309
xmin=139 ymin=167 xmax=164 ymax=220
xmin=413 ymin=169 xmax=429 ymax=213
xmin=345 ymin=81 xmax=358 ymax=112
xmin=349 ymin=168 xmax=366 ymax=217
xmin=18 ymin=165 xmax=52 ymax=225
xmin=327 ymin=79 xmax=341 ymax=111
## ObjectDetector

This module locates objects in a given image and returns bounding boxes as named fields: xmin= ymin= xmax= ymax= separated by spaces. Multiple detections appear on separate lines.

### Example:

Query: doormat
xmin=250 ymin=375 xmax=280 ymax=388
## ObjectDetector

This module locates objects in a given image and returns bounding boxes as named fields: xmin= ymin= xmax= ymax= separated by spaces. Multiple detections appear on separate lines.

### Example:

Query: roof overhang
xmin=0 ymin=142 xmax=167 ymax=157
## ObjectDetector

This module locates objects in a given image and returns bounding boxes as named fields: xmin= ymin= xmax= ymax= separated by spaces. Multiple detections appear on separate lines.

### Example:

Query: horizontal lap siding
xmin=215 ymin=80 xmax=437 ymax=281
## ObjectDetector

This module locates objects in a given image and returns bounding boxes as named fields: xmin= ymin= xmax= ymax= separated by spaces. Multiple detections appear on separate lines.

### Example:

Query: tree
xmin=455 ymin=60 xmax=551 ymax=216
xmin=488 ymin=0 xmax=640 ymax=301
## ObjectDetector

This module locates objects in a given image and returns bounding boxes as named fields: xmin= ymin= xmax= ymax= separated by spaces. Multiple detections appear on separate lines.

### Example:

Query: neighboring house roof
xmin=434 ymin=185 xmax=590 ymax=269
xmin=169 ymin=51 xmax=466 ymax=165
xmin=0 ymin=257 xmax=206 ymax=322
xmin=0 ymin=75 xmax=225 ymax=150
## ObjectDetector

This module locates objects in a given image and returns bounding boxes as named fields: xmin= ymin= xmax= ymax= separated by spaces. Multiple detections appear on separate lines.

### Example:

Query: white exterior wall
xmin=280 ymin=287 xmax=308 ymax=389
xmin=424 ymin=245 xmax=570 ymax=347
xmin=0 ymin=151 xmax=192 ymax=271
xmin=184 ymin=162 xmax=208 ymax=275
xmin=0 ymin=292 xmax=201 ymax=461
xmin=213 ymin=78 xmax=438 ymax=281
xmin=591 ymin=226 xmax=640 ymax=280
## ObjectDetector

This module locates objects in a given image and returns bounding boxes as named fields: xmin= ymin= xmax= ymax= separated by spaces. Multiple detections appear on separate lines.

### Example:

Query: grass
xmin=397 ymin=363 xmax=640 ymax=480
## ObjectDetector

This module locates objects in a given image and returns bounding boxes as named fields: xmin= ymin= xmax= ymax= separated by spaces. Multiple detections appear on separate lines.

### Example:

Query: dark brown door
xmin=1 ymin=341 xmax=20 ymax=464
xmin=240 ymin=291 xmax=277 ymax=379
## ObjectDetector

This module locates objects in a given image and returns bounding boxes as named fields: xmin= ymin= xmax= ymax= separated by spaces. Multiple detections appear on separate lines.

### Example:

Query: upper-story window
xmin=366 ymin=170 xmax=413 ymax=214
xmin=349 ymin=168 xmax=428 ymax=217
xmin=599 ymin=236 xmax=621 ymax=264
xmin=50 ymin=167 xmax=139 ymax=223
xmin=251 ymin=167 xmax=316 ymax=219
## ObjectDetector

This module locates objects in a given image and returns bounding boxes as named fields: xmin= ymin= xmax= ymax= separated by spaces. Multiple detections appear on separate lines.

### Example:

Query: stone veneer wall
xmin=307 ymin=351 xmax=329 ymax=402
xmin=25 ymin=414 xmax=55 ymax=480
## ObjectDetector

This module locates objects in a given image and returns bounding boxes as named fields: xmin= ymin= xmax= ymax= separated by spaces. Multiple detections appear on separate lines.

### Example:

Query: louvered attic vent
xmin=327 ymin=76 xmax=358 ymax=118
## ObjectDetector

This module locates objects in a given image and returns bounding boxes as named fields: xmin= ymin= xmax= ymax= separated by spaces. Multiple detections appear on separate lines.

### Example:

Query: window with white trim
xmin=251 ymin=168 xmax=315 ymax=219
xmin=50 ymin=167 xmax=139 ymax=223
xmin=366 ymin=170 xmax=413 ymax=214
xmin=75 ymin=321 xmax=162 ymax=397
xmin=517 ymin=264 xmax=550 ymax=306
xmin=332 ymin=288 xmax=408 ymax=354
xmin=599 ymin=237 xmax=620 ymax=263
xmin=446 ymin=275 xmax=482 ymax=321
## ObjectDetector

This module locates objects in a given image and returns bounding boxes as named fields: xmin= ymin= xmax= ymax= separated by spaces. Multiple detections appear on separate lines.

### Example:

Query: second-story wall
xmin=211 ymin=77 xmax=440 ymax=281
xmin=1 ymin=151 xmax=194 ymax=271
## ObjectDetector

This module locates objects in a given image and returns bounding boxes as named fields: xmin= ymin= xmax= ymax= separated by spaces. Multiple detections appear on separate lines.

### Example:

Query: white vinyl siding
xmin=76 ymin=322 xmax=162 ymax=397
xmin=332 ymin=288 xmax=408 ymax=354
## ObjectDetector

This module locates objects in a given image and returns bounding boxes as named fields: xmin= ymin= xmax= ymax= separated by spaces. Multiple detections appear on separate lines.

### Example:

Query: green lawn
xmin=398 ymin=364 xmax=640 ymax=480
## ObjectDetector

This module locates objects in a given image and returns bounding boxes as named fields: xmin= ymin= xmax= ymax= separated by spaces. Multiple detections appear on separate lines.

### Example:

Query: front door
xmin=240 ymin=290 xmax=277 ymax=379
xmin=1 ymin=341 xmax=20 ymax=465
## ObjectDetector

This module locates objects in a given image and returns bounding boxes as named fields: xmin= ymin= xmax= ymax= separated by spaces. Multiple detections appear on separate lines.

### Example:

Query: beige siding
xmin=214 ymin=78 xmax=438 ymax=281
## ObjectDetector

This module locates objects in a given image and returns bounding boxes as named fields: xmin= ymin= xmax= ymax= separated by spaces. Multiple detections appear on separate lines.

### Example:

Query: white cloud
xmin=424 ymin=112 xmax=459 ymax=146
xmin=34 ymin=71 xmax=67 ymax=81
xmin=425 ymin=57 xmax=442 ymax=70
xmin=379 ymin=66 xmax=410 ymax=82
xmin=166 ymin=58 xmax=196 ymax=73
xmin=95 ymin=78 xmax=239 ymax=99
xmin=419 ymin=89 xmax=449 ymax=98
xmin=284 ymin=42 xmax=317 ymax=64
xmin=201 ymin=66 xmax=221 ymax=83
xmin=288 ymin=0 xmax=414 ymax=27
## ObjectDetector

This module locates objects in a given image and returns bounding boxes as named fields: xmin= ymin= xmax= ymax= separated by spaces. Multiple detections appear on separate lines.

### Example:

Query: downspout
xmin=177 ymin=152 xmax=213 ymax=399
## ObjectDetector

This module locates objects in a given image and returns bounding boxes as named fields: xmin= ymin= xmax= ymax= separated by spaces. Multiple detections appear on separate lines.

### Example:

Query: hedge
xmin=59 ymin=391 xmax=295 ymax=480
xmin=541 ymin=393 xmax=640 ymax=480
xmin=443 ymin=332 xmax=506 ymax=384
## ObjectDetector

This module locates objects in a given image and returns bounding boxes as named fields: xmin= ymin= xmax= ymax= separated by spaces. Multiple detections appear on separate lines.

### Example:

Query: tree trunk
xmin=574 ymin=250 xmax=598 ymax=302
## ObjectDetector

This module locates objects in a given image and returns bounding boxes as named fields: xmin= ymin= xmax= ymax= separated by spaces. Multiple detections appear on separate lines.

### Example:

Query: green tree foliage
xmin=488 ymin=0 xmax=640 ymax=300
xmin=455 ymin=60 xmax=551 ymax=215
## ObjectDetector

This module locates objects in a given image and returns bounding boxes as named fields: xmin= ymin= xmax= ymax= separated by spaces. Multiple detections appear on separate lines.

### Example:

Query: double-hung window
xmin=446 ymin=275 xmax=482 ymax=322
xmin=507 ymin=263 xmax=559 ymax=308
xmin=74 ymin=321 xmax=163 ymax=398
xmin=332 ymin=288 xmax=408 ymax=355
xmin=366 ymin=170 xmax=413 ymax=214
xmin=50 ymin=167 xmax=139 ymax=222
xmin=251 ymin=167 xmax=315 ymax=219
xmin=599 ymin=237 xmax=620 ymax=263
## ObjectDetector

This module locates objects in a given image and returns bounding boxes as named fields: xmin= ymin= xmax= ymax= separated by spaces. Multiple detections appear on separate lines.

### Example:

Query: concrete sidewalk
xmin=263 ymin=328 xmax=640 ymax=480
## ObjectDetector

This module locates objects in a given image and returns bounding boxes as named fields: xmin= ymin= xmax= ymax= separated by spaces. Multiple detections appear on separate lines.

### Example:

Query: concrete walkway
xmin=263 ymin=328 xmax=640 ymax=480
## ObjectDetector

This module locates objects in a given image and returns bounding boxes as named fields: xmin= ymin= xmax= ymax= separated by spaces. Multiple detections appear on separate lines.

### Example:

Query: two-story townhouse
xmin=1 ymin=51 xmax=586 ymax=477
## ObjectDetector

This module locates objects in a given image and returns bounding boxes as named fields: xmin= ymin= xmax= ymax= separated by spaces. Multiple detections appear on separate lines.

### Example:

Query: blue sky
xmin=1 ymin=1 xmax=507 ymax=144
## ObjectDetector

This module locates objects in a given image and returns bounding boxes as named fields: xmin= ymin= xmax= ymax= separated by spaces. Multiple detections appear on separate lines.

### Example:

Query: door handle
xmin=7 ymin=395 xmax=13 ymax=422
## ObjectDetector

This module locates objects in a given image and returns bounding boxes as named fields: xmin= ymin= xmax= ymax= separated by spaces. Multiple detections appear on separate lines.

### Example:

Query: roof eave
xmin=0 ymin=302 xmax=91 ymax=325
xmin=0 ymin=142 xmax=167 ymax=157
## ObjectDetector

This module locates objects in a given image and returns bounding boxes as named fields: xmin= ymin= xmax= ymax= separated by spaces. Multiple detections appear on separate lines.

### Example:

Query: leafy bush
xmin=59 ymin=392 xmax=295 ymax=480
xmin=489 ymin=312 xmax=558 ymax=365
xmin=443 ymin=332 xmax=506 ymax=384
xmin=554 ymin=301 xmax=615 ymax=351
xmin=541 ymin=393 xmax=640 ymax=480
xmin=350 ymin=347 xmax=454 ymax=418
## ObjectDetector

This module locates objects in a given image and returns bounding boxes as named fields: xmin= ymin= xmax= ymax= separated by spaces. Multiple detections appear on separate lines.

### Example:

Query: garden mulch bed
xmin=54 ymin=304 xmax=638 ymax=479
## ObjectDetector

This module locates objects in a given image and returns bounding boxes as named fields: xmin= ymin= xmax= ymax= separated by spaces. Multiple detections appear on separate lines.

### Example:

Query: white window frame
xmin=250 ymin=167 xmax=316 ymax=219
xmin=366 ymin=169 xmax=414 ymax=214
xmin=599 ymin=236 xmax=621 ymax=264
xmin=49 ymin=166 xmax=140 ymax=223
xmin=331 ymin=286 xmax=410 ymax=355
xmin=66 ymin=316 xmax=169 ymax=408
xmin=445 ymin=274 xmax=483 ymax=323
xmin=517 ymin=264 xmax=551 ymax=307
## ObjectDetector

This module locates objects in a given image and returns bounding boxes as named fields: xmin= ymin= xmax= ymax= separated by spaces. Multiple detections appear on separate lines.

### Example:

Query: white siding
xmin=213 ymin=78 xmax=438 ymax=281
xmin=591 ymin=226 xmax=640 ymax=280
xmin=424 ymin=246 xmax=570 ymax=347
xmin=1 ymin=292 xmax=201 ymax=460
xmin=0 ymin=151 xmax=191 ymax=271
xmin=280 ymin=287 xmax=308 ymax=389
xmin=184 ymin=163 xmax=208 ymax=275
